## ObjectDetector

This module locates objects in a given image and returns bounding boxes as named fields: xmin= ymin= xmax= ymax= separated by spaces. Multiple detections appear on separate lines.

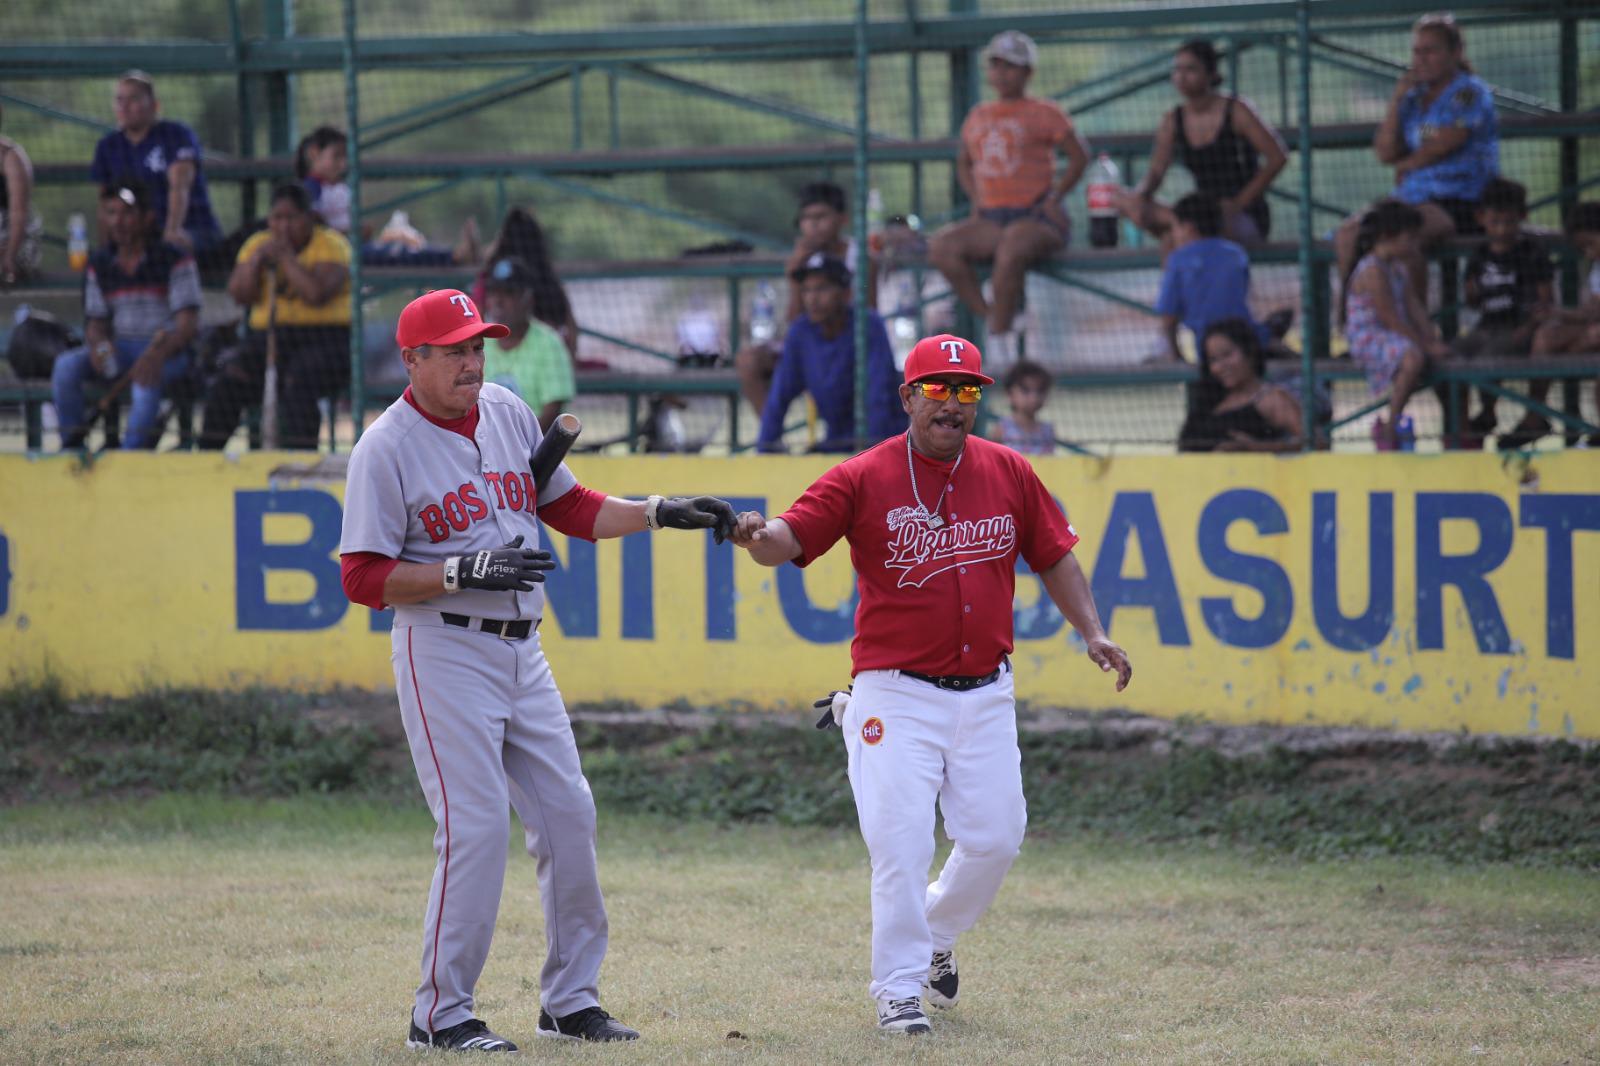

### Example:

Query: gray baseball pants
xmin=392 ymin=622 xmax=608 ymax=1034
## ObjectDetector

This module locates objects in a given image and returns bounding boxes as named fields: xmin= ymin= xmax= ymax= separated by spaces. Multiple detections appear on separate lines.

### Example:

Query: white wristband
xmin=644 ymin=494 xmax=665 ymax=531
xmin=442 ymin=556 xmax=461 ymax=593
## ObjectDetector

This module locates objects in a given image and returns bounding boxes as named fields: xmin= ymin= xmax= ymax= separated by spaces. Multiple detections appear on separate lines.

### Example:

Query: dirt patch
xmin=1509 ymin=957 xmax=1600 ymax=989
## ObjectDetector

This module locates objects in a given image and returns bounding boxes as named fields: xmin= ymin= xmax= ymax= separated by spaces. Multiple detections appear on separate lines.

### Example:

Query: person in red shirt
xmin=927 ymin=31 xmax=1091 ymax=366
xmin=728 ymin=333 xmax=1131 ymax=1036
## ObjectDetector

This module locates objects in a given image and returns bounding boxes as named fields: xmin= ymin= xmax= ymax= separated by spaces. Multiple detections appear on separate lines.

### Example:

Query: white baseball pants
xmin=843 ymin=666 xmax=1028 ymax=1005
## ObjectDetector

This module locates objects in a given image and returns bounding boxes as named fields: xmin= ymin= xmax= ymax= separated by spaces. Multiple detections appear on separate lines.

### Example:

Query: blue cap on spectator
xmin=790 ymin=252 xmax=852 ymax=288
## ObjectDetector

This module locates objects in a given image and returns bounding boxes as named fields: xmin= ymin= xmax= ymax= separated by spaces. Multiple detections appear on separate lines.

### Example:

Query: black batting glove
xmin=657 ymin=495 xmax=738 ymax=544
xmin=452 ymin=534 xmax=556 ymax=592
xmin=813 ymin=686 xmax=852 ymax=730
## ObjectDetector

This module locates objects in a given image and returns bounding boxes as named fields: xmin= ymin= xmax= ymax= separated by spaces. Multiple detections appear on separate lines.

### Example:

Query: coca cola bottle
xmin=1086 ymin=154 xmax=1121 ymax=249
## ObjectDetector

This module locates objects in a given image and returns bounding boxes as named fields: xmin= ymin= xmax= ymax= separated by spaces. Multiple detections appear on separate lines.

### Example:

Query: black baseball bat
xmin=530 ymin=412 xmax=582 ymax=493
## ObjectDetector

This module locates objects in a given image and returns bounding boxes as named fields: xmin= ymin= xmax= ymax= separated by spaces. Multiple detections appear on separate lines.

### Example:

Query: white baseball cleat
xmin=924 ymin=949 xmax=959 ymax=1008
xmin=877 ymin=997 xmax=932 ymax=1035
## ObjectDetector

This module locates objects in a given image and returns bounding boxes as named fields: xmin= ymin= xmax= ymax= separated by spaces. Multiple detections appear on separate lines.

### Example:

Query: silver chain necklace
xmin=905 ymin=432 xmax=963 ymax=529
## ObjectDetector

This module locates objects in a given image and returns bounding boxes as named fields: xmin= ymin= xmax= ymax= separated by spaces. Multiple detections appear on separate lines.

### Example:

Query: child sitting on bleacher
xmin=1506 ymin=202 xmax=1600 ymax=449
xmin=989 ymin=359 xmax=1056 ymax=455
xmin=1154 ymin=192 xmax=1269 ymax=366
xmin=1344 ymin=199 xmax=1452 ymax=451
xmin=295 ymin=126 xmax=479 ymax=269
xmin=1452 ymin=177 xmax=1553 ymax=444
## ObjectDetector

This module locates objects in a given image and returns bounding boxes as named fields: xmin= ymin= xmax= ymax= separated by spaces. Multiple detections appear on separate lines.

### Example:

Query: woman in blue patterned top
xmin=1335 ymin=13 xmax=1500 ymax=306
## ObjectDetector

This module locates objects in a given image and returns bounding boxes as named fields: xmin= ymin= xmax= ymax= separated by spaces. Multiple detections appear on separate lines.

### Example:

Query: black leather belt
xmin=442 ymin=613 xmax=539 ymax=640
xmin=901 ymin=658 xmax=1008 ymax=692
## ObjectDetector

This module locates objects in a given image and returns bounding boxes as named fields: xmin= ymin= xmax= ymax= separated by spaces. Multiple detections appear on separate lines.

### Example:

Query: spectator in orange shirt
xmin=927 ymin=30 xmax=1090 ymax=366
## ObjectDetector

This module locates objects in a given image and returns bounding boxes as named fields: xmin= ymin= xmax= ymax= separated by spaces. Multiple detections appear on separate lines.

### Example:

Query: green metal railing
xmin=4 ymin=0 xmax=1596 ymax=452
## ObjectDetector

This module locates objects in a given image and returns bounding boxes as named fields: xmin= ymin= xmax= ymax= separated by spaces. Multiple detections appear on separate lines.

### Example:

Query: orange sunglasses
xmin=912 ymin=381 xmax=984 ymax=404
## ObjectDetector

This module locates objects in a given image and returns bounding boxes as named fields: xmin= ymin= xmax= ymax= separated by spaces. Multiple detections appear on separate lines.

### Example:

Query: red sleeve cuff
xmin=341 ymin=552 xmax=399 ymax=611
xmin=539 ymin=484 xmax=607 ymax=541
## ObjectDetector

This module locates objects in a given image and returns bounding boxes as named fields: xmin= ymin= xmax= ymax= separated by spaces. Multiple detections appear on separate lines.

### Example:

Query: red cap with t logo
xmin=396 ymin=289 xmax=510 ymax=349
xmin=903 ymin=334 xmax=993 ymax=385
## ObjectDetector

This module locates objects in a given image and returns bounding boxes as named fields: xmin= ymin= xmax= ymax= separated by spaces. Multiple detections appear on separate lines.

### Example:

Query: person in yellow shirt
xmin=200 ymin=182 xmax=352 ymax=449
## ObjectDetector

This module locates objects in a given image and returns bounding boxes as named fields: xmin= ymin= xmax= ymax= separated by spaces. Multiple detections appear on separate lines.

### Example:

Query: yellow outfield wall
xmin=0 ymin=451 xmax=1595 ymax=736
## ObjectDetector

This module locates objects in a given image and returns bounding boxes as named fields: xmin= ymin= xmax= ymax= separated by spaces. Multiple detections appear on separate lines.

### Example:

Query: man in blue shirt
xmin=757 ymin=254 xmax=906 ymax=452
xmin=1155 ymin=193 xmax=1268 ymax=363
xmin=90 ymin=71 xmax=222 ymax=255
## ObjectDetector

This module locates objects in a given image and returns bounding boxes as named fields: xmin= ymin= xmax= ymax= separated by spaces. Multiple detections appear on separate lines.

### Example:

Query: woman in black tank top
xmin=1178 ymin=318 xmax=1303 ymax=452
xmin=1115 ymin=40 xmax=1287 ymax=256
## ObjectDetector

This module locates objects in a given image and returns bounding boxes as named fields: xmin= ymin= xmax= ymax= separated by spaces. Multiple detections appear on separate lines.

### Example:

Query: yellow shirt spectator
xmin=237 ymin=224 xmax=352 ymax=329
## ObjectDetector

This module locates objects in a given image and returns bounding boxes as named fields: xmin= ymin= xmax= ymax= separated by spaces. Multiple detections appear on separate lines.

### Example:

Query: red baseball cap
xmin=903 ymin=334 xmax=993 ymax=385
xmin=396 ymin=289 xmax=510 ymax=349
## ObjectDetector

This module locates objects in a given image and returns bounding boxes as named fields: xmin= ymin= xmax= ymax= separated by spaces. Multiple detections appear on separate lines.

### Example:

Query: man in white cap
xmin=927 ymin=31 xmax=1091 ymax=365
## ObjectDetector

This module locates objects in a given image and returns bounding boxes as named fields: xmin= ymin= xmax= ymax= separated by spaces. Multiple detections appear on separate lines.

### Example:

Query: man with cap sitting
xmin=728 ymin=333 xmax=1130 ymax=1035
xmin=480 ymin=255 xmax=575 ymax=432
xmin=756 ymin=252 xmax=905 ymax=453
xmin=926 ymin=30 xmax=1091 ymax=365
xmin=735 ymin=181 xmax=876 ymax=417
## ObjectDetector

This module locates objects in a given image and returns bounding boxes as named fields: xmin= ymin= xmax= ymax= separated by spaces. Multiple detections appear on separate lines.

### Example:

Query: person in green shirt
xmin=481 ymin=255 xmax=575 ymax=430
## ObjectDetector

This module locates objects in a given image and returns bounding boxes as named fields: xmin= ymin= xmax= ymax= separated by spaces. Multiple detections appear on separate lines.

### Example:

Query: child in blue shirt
xmin=1155 ymin=192 xmax=1269 ymax=367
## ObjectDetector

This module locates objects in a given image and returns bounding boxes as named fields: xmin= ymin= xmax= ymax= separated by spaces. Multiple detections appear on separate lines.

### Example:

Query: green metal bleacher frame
xmin=2 ymin=0 xmax=1596 ymax=451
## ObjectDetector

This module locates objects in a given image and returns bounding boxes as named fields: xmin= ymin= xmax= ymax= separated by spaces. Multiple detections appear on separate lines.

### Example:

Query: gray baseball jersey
xmin=341 ymin=382 xmax=578 ymax=624
xmin=340 ymin=383 xmax=609 ymax=1035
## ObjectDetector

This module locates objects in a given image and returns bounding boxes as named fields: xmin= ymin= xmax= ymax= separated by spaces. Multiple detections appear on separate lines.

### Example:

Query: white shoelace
xmin=884 ymin=997 xmax=924 ymax=1019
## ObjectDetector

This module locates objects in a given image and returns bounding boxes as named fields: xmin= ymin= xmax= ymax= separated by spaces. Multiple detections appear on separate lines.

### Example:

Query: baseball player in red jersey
xmin=339 ymin=289 xmax=735 ymax=1052
xmin=730 ymin=334 xmax=1131 ymax=1035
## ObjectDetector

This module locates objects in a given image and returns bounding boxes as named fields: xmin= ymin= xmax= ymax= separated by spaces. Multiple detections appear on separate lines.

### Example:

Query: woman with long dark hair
xmin=473 ymin=206 xmax=579 ymax=357
xmin=1115 ymin=39 xmax=1287 ymax=253
xmin=1178 ymin=318 xmax=1302 ymax=452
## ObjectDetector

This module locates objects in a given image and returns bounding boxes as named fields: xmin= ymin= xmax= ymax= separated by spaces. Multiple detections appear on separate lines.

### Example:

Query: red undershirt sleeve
xmin=340 ymin=551 xmax=400 ymax=611
xmin=538 ymin=483 xmax=607 ymax=542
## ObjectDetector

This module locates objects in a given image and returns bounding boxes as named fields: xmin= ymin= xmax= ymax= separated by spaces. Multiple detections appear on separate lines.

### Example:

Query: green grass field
xmin=2 ymin=795 xmax=1596 ymax=1065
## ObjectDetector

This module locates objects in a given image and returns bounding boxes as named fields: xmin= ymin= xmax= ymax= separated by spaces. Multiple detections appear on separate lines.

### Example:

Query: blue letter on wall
xmin=1415 ymin=492 xmax=1512 ymax=653
xmin=1311 ymin=492 xmax=1394 ymax=651
xmin=235 ymin=490 xmax=347 ymax=630
xmin=1014 ymin=495 xmax=1068 ymax=641
xmin=0 ymin=531 xmax=10 ymax=618
xmin=1090 ymin=491 xmax=1189 ymax=645
xmin=1197 ymin=490 xmax=1292 ymax=648
xmin=705 ymin=497 xmax=765 ymax=641
xmin=541 ymin=527 xmax=599 ymax=638
xmin=777 ymin=566 xmax=857 ymax=644
xmin=621 ymin=529 xmax=653 ymax=640
xmin=1520 ymin=494 xmax=1600 ymax=660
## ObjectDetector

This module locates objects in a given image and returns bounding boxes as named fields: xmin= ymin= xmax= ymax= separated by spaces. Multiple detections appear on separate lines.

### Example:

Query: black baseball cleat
xmin=924 ymin=949 xmax=959 ymax=1008
xmin=407 ymin=1017 xmax=518 ymax=1052
xmin=535 ymin=1006 xmax=640 ymax=1042
xmin=877 ymin=997 xmax=932 ymax=1035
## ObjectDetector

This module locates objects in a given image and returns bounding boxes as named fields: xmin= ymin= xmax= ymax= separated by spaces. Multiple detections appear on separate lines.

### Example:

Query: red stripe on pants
xmin=408 ymin=628 xmax=452 ymax=1034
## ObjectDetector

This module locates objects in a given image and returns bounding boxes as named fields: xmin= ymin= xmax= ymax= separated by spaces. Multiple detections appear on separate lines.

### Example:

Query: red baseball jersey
xmin=779 ymin=433 xmax=1078 ymax=677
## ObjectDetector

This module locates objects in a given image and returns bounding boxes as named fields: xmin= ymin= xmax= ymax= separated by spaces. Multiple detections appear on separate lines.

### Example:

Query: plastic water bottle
xmin=866 ymin=187 xmax=885 ymax=245
xmin=67 ymin=213 xmax=89 ymax=272
xmin=892 ymin=272 xmax=920 ymax=346
xmin=1086 ymin=155 xmax=1121 ymax=249
xmin=1397 ymin=415 xmax=1416 ymax=452
xmin=749 ymin=282 xmax=777 ymax=345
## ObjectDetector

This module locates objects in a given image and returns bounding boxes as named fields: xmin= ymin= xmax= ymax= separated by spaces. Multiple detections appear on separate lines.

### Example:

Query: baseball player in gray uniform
xmin=340 ymin=288 xmax=736 ymax=1052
